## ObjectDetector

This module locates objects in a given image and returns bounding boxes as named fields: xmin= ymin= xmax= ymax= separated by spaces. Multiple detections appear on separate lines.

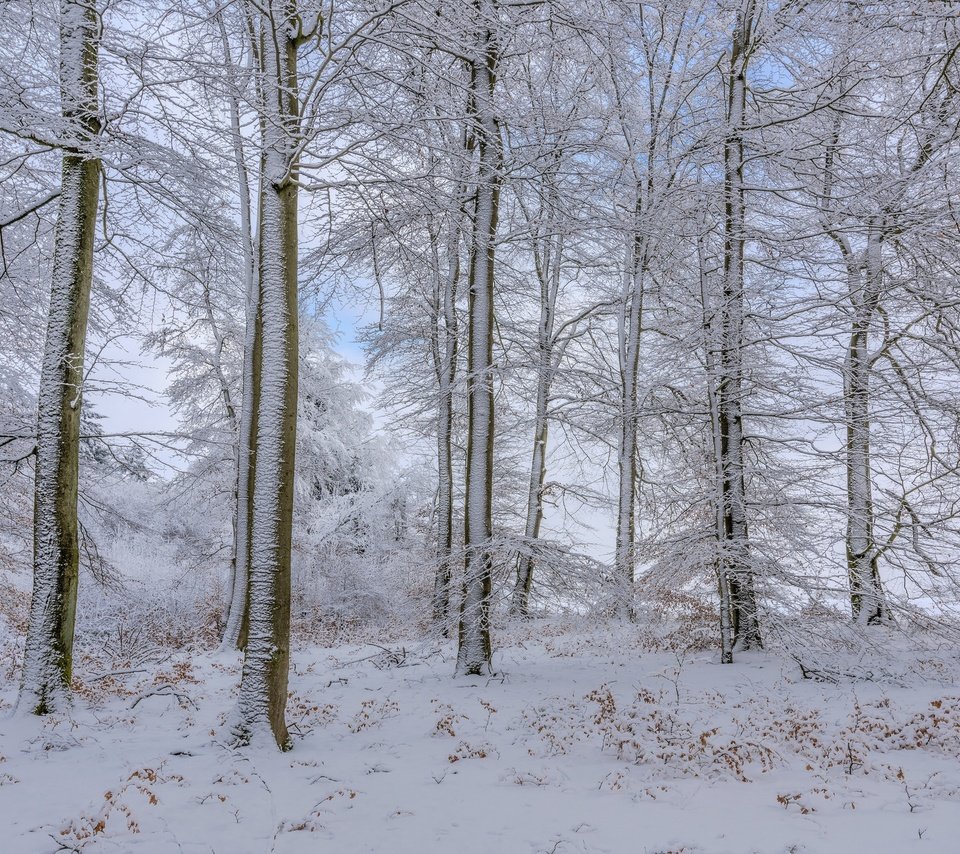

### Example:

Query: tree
xmin=815 ymin=7 xmax=959 ymax=625
xmin=219 ymin=6 xmax=260 ymax=652
xmin=232 ymin=0 xmax=305 ymax=750
xmin=705 ymin=0 xmax=763 ymax=655
xmin=456 ymin=0 xmax=502 ymax=676
xmin=18 ymin=0 xmax=102 ymax=714
xmin=504 ymin=27 xmax=610 ymax=615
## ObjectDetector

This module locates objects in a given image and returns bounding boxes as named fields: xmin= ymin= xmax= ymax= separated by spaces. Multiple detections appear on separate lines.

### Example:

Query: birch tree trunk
xmin=457 ymin=1 xmax=500 ymax=675
xmin=718 ymin=0 xmax=761 ymax=652
xmin=233 ymin=0 xmax=301 ymax=749
xmin=18 ymin=0 xmax=101 ymax=715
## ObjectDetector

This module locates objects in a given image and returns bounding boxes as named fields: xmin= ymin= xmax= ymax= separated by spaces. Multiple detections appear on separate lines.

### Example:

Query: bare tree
xmin=715 ymin=0 xmax=761 ymax=652
xmin=232 ymin=0 xmax=304 ymax=749
xmin=814 ymin=10 xmax=960 ymax=625
xmin=457 ymin=0 xmax=502 ymax=675
xmin=18 ymin=0 xmax=101 ymax=714
xmin=219 ymin=7 xmax=260 ymax=652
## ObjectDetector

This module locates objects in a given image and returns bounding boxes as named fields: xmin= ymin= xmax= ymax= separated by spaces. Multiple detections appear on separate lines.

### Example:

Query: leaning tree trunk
xmin=18 ymin=0 xmax=101 ymax=715
xmin=718 ymin=0 xmax=761 ymax=652
xmin=233 ymin=0 xmax=301 ymax=749
xmin=457 ymin=4 xmax=501 ymax=675
xmin=844 ymin=222 xmax=889 ymax=624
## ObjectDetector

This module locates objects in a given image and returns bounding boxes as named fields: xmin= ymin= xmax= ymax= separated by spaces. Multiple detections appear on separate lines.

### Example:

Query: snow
xmin=3 ymin=621 xmax=959 ymax=853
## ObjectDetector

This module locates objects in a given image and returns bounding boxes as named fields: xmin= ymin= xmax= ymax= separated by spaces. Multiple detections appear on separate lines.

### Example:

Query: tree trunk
xmin=432 ymin=221 xmax=460 ymax=632
xmin=233 ymin=0 xmax=300 ymax=749
xmin=221 ymin=29 xmax=259 ymax=649
xmin=18 ymin=0 xmax=101 ymax=715
xmin=718 ymin=0 xmax=761 ymax=652
xmin=512 ymin=373 xmax=549 ymax=616
xmin=222 ymin=305 xmax=258 ymax=650
xmin=699 ymin=240 xmax=735 ymax=664
xmin=433 ymin=395 xmax=455 ymax=626
xmin=821 ymin=100 xmax=892 ymax=627
xmin=614 ymin=231 xmax=644 ymax=618
xmin=844 ymin=222 xmax=889 ymax=624
xmin=457 ymin=4 xmax=500 ymax=675
xmin=512 ymin=228 xmax=560 ymax=616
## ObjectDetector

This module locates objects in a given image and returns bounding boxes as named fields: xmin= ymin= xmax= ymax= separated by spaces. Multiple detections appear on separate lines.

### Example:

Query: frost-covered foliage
xmin=143 ymin=305 xmax=429 ymax=646
xmin=291 ymin=317 xmax=435 ymax=627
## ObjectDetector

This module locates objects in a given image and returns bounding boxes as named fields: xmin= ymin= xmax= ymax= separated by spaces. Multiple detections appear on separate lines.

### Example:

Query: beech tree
xmin=230 ymin=0 xmax=306 ymax=750
xmin=18 ymin=0 xmax=102 ymax=714
xmin=802 ymin=4 xmax=960 ymax=624
xmin=716 ymin=0 xmax=761 ymax=654
xmin=218 ymin=6 xmax=260 ymax=653
xmin=456 ymin=0 xmax=502 ymax=675
xmin=503 ymin=28 xmax=611 ymax=615
xmin=233 ymin=0 xmax=408 ymax=746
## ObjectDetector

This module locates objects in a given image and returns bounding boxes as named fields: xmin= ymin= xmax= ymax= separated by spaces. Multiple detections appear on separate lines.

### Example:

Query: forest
xmin=1 ymin=1 xmax=960 ymax=852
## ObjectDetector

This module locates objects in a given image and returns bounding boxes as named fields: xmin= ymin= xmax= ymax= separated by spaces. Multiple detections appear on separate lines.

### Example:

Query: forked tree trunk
xmin=18 ymin=0 xmax=101 ymax=715
xmin=717 ymin=0 xmax=761 ymax=653
xmin=233 ymin=0 xmax=301 ymax=749
xmin=821 ymin=59 xmax=957 ymax=625
xmin=457 ymin=2 xmax=500 ymax=675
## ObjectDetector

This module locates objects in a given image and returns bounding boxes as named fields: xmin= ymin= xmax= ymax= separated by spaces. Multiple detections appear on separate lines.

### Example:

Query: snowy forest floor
xmin=1 ymin=616 xmax=960 ymax=854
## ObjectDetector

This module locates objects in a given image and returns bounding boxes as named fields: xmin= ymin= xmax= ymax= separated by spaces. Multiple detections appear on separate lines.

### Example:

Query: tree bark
xmin=821 ymin=107 xmax=892 ymax=627
xmin=614 ymin=230 xmax=644 ymax=617
xmin=457 ymin=1 xmax=500 ymax=675
xmin=718 ymin=0 xmax=761 ymax=653
xmin=844 ymin=222 xmax=889 ymax=624
xmin=431 ymin=220 xmax=460 ymax=632
xmin=512 ymin=393 xmax=548 ymax=616
xmin=220 ymin=19 xmax=259 ymax=650
xmin=18 ymin=0 xmax=101 ymax=715
xmin=233 ymin=0 xmax=301 ymax=749
xmin=512 ymin=227 xmax=561 ymax=616
xmin=699 ymin=239 xmax=735 ymax=664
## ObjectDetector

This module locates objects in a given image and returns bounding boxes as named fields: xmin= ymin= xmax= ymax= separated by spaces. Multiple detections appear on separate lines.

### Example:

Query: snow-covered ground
xmin=1 ymin=621 xmax=959 ymax=854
